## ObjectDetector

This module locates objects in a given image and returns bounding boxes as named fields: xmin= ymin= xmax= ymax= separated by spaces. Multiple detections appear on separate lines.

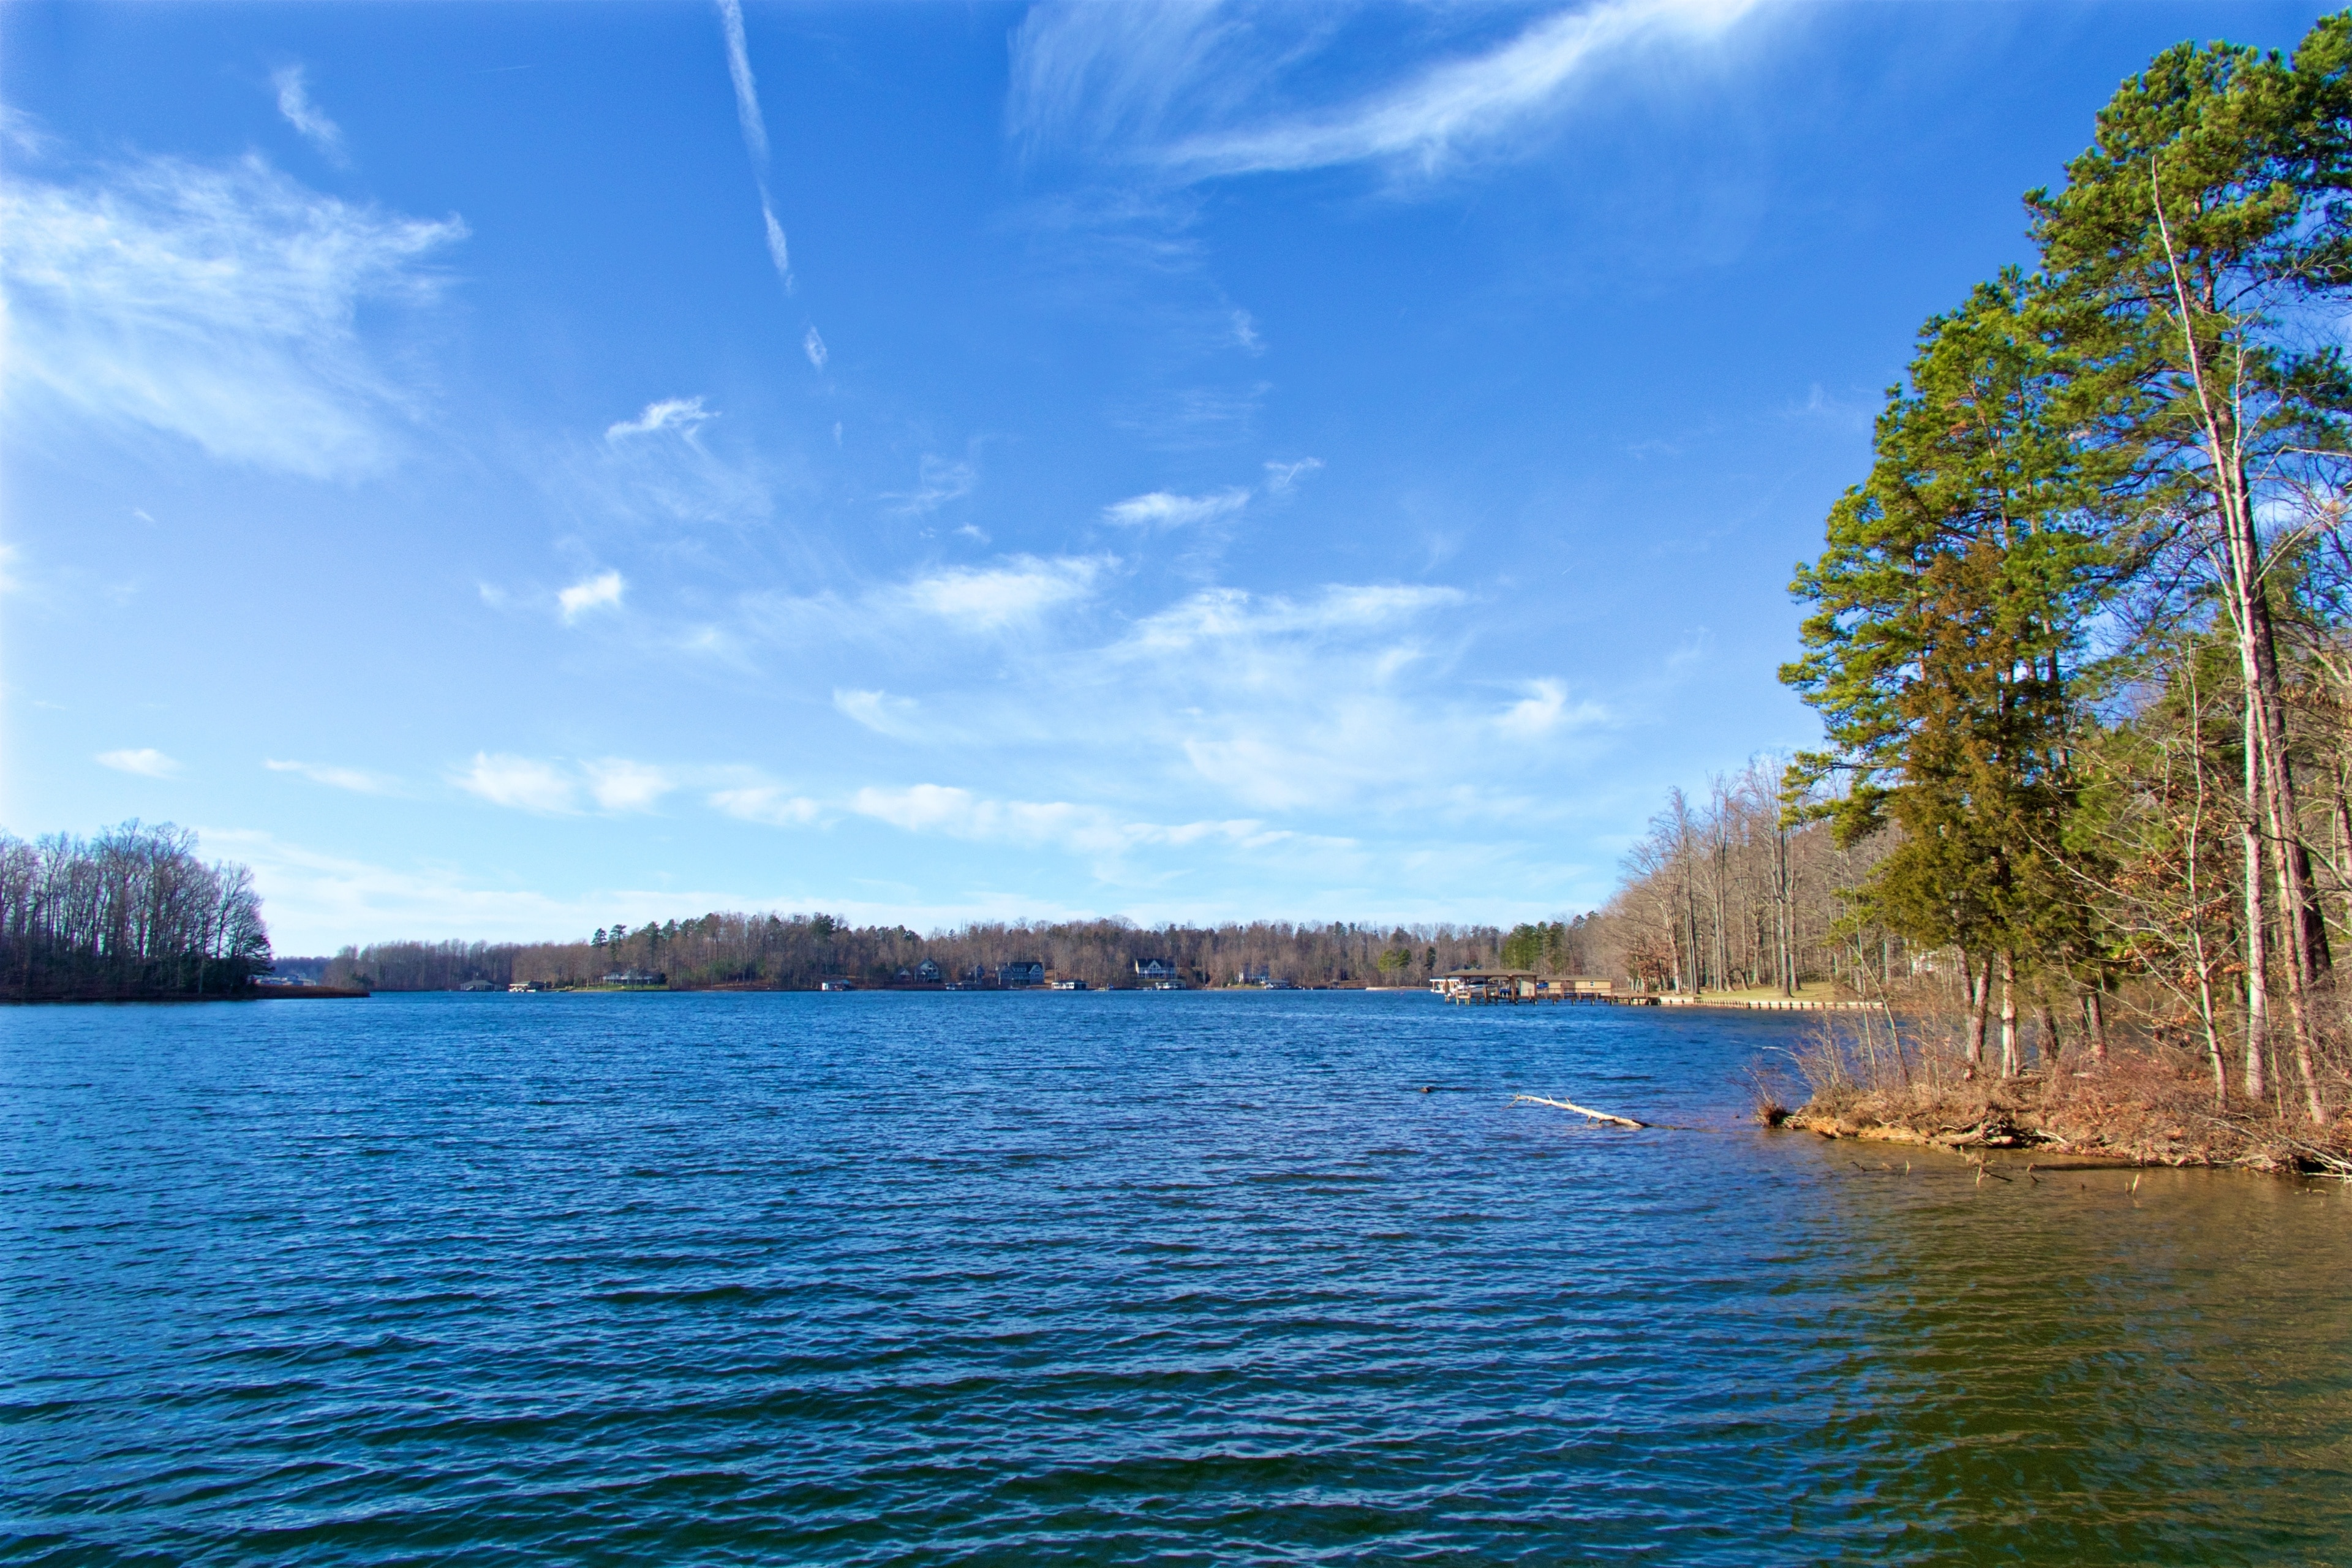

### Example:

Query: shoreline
xmin=1780 ymin=1099 xmax=2351 ymax=1177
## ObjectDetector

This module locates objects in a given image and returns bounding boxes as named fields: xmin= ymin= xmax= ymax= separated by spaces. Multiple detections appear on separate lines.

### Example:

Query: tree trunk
xmin=2243 ymin=701 xmax=2271 ymax=1106
xmin=2248 ymin=589 xmax=2330 ymax=982
xmin=2331 ymin=759 xmax=2352 ymax=941
xmin=2245 ymin=589 xmax=2331 ymax=1125
xmin=2035 ymin=998 xmax=2061 ymax=1072
xmin=2147 ymin=190 xmax=2308 ymax=1118
xmin=1964 ymin=950 xmax=1989 ymax=1074
xmin=1998 ymin=950 xmax=2020 ymax=1079
xmin=2082 ymin=984 xmax=2108 ymax=1065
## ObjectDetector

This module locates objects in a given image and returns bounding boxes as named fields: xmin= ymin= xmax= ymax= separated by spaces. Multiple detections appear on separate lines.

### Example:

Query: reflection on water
xmin=1787 ymin=1152 xmax=2352 ymax=1562
xmin=2 ymin=992 xmax=2346 ymax=1564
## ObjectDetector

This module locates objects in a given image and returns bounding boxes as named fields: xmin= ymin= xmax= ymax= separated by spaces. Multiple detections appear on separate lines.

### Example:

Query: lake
xmin=4 ymin=991 xmax=2347 ymax=1564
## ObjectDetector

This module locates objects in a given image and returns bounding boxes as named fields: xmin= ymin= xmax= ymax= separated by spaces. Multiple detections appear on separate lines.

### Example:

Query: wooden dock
xmin=1431 ymin=971 xmax=1878 ymax=1011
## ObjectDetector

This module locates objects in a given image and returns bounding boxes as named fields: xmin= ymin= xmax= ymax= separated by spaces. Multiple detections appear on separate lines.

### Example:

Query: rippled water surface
xmin=5 ymin=992 xmax=2350 ymax=1564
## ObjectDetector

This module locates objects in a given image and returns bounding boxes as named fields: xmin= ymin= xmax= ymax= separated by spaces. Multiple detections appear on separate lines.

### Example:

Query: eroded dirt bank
xmin=1781 ymin=1076 xmax=2350 ymax=1174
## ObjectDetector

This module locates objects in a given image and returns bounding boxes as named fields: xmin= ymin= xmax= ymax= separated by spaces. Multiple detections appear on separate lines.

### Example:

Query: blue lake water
xmin=4 ymin=991 xmax=2348 ymax=1564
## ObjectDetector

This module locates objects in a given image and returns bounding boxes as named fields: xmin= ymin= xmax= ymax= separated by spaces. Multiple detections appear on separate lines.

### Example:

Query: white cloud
xmin=265 ymin=757 xmax=398 ymax=794
xmin=897 ymin=554 xmax=1104 ymax=632
xmin=454 ymin=752 xmax=577 ymax=813
xmin=884 ymin=454 xmax=976 ymax=514
xmin=1101 ymin=487 xmax=1249 ymax=529
xmin=1121 ymin=582 xmax=1463 ymax=653
xmin=558 ymin=570 xmax=625 ymax=621
xmin=606 ymin=396 xmax=714 ymax=442
xmin=1264 ymin=456 xmax=1322 ymax=493
xmin=1495 ymin=678 xmax=1607 ymax=739
xmin=804 ymin=325 xmax=827 ymax=371
xmin=834 ymin=687 xmax=925 ymax=739
xmin=203 ymin=826 xmax=1124 ymax=952
xmin=195 ymin=827 xmax=766 ymax=951
xmin=1008 ymin=2 xmax=1253 ymax=159
xmin=764 ymin=202 xmax=792 ymax=279
xmin=1169 ymin=0 xmax=1763 ymax=176
xmin=584 ymin=758 xmax=674 ymax=812
xmin=1667 ymin=627 xmax=1712 ymax=670
xmin=271 ymin=66 xmax=347 ymax=163
xmin=97 ymin=747 xmax=181 ymax=778
xmin=445 ymin=753 xmax=673 ymax=815
xmin=709 ymin=785 xmax=821 ymax=826
xmin=715 ymin=0 xmax=769 ymax=165
xmin=1 ymin=154 xmax=464 ymax=477
xmin=850 ymin=783 xmax=1283 ymax=862
xmin=1012 ymin=0 xmax=1765 ymax=182
xmin=850 ymin=784 xmax=1115 ymax=854
xmin=1231 ymin=308 xmax=1262 ymax=352
xmin=713 ymin=0 xmax=793 ymax=289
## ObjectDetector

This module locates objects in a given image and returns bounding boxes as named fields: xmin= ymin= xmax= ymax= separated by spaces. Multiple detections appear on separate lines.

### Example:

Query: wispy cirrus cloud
xmin=1 ymin=153 xmax=464 ymax=477
xmin=895 ymin=554 xmax=1106 ymax=633
xmin=202 ymin=825 xmax=1133 ymax=952
xmin=97 ymin=747 xmax=181 ymax=778
xmin=1011 ymin=0 xmax=1768 ymax=181
xmin=606 ymin=396 xmax=714 ymax=442
xmin=834 ymin=687 xmax=926 ymax=740
xmin=848 ymin=783 xmax=1285 ymax=861
xmin=883 ymin=454 xmax=976 ymax=515
xmin=714 ymin=0 xmax=796 ymax=293
xmin=455 ymin=753 xmax=578 ymax=813
xmin=1101 ymin=486 xmax=1249 ymax=529
xmin=716 ymin=0 xmax=769 ymax=166
xmin=737 ymin=553 xmax=1112 ymax=658
xmin=1263 ymin=456 xmax=1322 ymax=493
xmin=199 ymin=826 xmax=815 ymax=951
xmin=1119 ymin=582 xmax=1464 ymax=654
xmin=266 ymin=757 xmax=399 ymax=794
xmin=271 ymin=66 xmax=348 ymax=164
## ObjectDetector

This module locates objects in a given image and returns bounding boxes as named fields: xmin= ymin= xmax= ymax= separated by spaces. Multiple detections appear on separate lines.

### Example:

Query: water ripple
xmin=3 ymin=992 xmax=2348 ymax=1564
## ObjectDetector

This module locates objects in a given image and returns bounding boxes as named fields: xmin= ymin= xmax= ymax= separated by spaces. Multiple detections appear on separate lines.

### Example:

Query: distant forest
xmin=0 ymin=823 xmax=271 ymax=1001
xmin=322 ymin=915 xmax=1599 ymax=992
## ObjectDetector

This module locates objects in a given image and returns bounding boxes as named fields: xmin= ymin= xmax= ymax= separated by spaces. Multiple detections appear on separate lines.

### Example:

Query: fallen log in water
xmin=1512 ymin=1094 xmax=1646 ymax=1129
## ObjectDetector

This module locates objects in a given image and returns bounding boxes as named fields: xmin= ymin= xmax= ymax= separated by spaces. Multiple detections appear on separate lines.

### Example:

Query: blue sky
xmin=3 ymin=0 xmax=2331 ymax=952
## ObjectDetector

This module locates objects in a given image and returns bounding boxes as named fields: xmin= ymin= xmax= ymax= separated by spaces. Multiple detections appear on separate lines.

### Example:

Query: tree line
xmin=321 ymin=916 xmax=1538 ymax=993
xmin=0 ymin=823 xmax=271 ymax=1001
xmin=1588 ymin=760 xmax=1890 ymax=999
xmin=1608 ymin=17 xmax=2352 ymax=1129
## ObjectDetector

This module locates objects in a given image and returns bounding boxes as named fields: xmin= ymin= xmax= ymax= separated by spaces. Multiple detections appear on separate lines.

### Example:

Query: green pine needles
xmin=1783 ymin=14 xmax=2352 ymax=1118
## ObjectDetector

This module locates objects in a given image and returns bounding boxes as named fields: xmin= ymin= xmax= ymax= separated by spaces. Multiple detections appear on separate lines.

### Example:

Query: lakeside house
xmin=916 ymin=959 xmax=941 ymax=982
xmin=1134 ymin=959 xmax=1182 ymax=987
xmin=998 ymin=960 xmax=1046 ymax=988
xmin=600 ymin=968 xmax=666 ymax=987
